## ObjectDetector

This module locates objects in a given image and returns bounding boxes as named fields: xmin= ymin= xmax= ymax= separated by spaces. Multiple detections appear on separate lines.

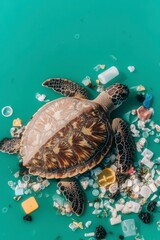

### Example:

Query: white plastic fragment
xmin=110 ymin=215 xmax=122 ymax=225
xmin=56 ymin=189 xmax=61 ymax=195
xmin=88 ymin=179 xmax=94 ymax=187
xmin=141 ymin=157 xmax=154 ymax=169
xmin=154 ymin=138 xmax=160 ymax=143
xmin=32 ymin=183 xmax=41 ymax=192
xmin=121 ymin=219 xmax=136 ymax=237
xmin=111 ymin=209 xmax=117 ymax=218
xmin=15 ymin=187 xmax=24 ymax=196
xmin=85 ymin=221 xmax=92 ymax=228
xmin=89 ymin=202 xmax=93 ymax=207
xmin=141 ymin=148 xmax=154 ymax=159
xmin=127 ymin=66 xmax=135 ymax=72
xmin=125 ymin=179 xmax=133 ymax=187
xmin=140 ymin=186 xmax=152 ymax=198
xmin=1 ymin=106 xmax=13 ymax=117
xmin=93 ymin=183 xmax=99 ymax=188
xmin=90 ymin=167 xmax=102 ymax=176
xmin=80 ymin=177 xmax=90 ymax=190
xmin=149 ymin=182 xmax=158 ymax=192
xmin=99 ymin=187 xmax=107 ymax=194
xmin=155 ymin=176 xmax=160 ymax=186
xmin=157 ymin=201 xmax=160 ymax=207
xmin=69 ymin=223 xmax=78 ymax=231
xmin=92 ymin=189 xmax=99 ymax=197
xmin=94 ymin=202 xmax=100 ymax=209
xmin=84 ymin=232 xmax=95 ymax=237
xmin=92 ymin=209 xmax=102 ymax=215
xmin=130 ymin=201 xmax=141 ymax=213
xmin=35 ymin=93 xmax=47 ymax=102
xmin=14 ymin=171 xmax=19 ymax=178
xmin=132 ymin=184 xmax=140 ymax=193
xmin=82 ymin=76 xmax=92 ymax=87
xmin=42 ymin=179 xmax=50 ymax=187
xmin=98 ymin=66 xmax=119 ymax=84
xmin=22 ymin=175 xmax=30 ymax=182
xmin=115 ymin=204 xmax=124 ymax=212
xmin=150 ymin=194 xmax=157 ymax=201
xmin=109 ymin=182 xmax=118 ymax=194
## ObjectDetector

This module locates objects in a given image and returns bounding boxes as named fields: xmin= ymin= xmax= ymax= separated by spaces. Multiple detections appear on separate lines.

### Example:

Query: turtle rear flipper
xmin=58 ymin=178 xmax=85 ymax=216
xmin=42 ymin=78 xmax=88 ymax=99
xmin=0 ymin=138 xmax=21 ymax=154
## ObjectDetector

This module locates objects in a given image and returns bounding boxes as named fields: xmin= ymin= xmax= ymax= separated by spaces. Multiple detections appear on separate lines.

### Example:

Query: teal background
xmin=0 ymin=0 xmax=160 ymax=239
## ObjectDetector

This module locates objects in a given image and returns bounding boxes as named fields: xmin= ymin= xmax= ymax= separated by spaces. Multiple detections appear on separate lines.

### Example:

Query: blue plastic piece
xmin=143 ymin=93 xmax=153 ymax=109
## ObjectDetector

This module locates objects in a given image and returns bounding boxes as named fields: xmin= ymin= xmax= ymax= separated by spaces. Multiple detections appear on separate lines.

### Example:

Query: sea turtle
xmin=0 ymin=78 xmax=135 ymax=216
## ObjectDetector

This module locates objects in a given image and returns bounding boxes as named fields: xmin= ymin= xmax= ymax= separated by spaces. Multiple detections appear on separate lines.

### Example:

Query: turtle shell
xmin=20 ymin=97 xmax=113 ymax=179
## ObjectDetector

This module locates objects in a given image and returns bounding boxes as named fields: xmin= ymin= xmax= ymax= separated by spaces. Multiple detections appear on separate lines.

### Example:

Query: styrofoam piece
xmin=98 ymin=66 xmax=119 ymax=84
xmin=110 ymin=215 xmax=122 ymax=225
xmin=141 ymin=148 xmax=154 ymax=159
xmin=141 ymin=157 xmax=154 ymax=169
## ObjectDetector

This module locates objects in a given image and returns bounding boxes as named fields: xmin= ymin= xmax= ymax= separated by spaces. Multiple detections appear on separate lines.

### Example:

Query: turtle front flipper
xmin=112 ymin=118 xmax=135 ymax=182
xmin=42 ymin=78 xmax=88 ymax=98
xmin=58 ymin=178 xmax=85 ymax=216
xmin=0 ymin=138 xmax=21 ymax=154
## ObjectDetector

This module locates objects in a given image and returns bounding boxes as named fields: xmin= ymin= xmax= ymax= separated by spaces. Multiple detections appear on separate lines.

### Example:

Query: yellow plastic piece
xmin=73 ymin=221 xmax=83 ymax=229
xmin=97 ymin=168 xmax=116 ymax=188
xmin=96 ymin=79 xmax=100 ymax=84
xmin=21 ymin=197 xmax=39 ymax=214
xmin=137 ymin=85 xmax=145 ymax=91
xmin=100 ymin=64 xmax=105 ymax=69
xmin=13 ymin=118 xmax=22 ymax=127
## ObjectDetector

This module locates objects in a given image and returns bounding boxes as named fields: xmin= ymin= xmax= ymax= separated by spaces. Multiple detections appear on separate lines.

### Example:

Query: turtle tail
xmin=42 ymin=78 xmax=88 ymax=99
xmin=0 ymin=138 xmax=21 ymax=154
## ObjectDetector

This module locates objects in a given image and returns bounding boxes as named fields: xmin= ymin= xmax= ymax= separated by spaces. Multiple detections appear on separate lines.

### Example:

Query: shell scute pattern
xmin=22 ymin=98 xmax=112 ymax=179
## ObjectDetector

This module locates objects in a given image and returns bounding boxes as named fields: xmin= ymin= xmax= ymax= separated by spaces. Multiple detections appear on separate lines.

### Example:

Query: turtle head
xmin=105 ymin=83 xmax=129 ymax=111
xmin=94 ymin=83 xmax=129 ymax=112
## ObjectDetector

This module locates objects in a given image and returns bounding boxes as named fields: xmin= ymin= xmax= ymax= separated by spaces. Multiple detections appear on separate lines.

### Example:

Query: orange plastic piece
xmin=13 ymin=118 xmax=22 ymax=127
xmin=97 ymin=168 xmax=116 ymax=188
xmin=21 ymin=196 xmax=39 ymax=214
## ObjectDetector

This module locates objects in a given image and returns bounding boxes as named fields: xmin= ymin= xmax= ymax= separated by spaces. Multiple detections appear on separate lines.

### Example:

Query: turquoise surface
xmin=0 ymin=1 xmax=160 ymax=239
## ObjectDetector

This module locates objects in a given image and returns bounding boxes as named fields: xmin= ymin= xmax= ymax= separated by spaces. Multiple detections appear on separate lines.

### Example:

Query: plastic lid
xmin=97 ymin=168 xmax=116 ymax=188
